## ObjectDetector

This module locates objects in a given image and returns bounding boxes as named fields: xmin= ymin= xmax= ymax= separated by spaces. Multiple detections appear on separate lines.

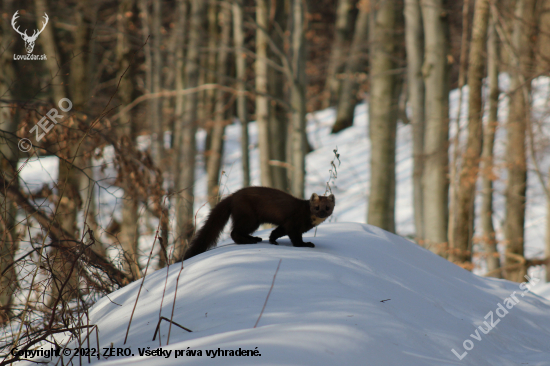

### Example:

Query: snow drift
xmin=50 ymin=223 xmax=550 ymax=366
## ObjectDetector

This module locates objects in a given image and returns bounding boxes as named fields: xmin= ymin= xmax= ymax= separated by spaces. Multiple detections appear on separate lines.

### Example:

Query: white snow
xmin=52 ymin=223 xmax=550 ymax=366
xmin=533 ymin=282 xmax=550 ymax=301
xmin=13 ymin=75 xmax=550 ymax=365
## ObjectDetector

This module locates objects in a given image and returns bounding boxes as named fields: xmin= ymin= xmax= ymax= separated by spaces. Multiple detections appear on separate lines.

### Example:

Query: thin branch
xmin=152 ymin=316 xmax=192 ymax=342
xmin=254 ymin=259 xmax=282 ymax=328
xmin=0 ymin=174 xmax=129 ymax=286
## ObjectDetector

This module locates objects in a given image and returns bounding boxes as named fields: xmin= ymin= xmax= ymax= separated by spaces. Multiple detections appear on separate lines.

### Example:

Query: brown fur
xmin=180 ymin=187 xmax=335 ymax=260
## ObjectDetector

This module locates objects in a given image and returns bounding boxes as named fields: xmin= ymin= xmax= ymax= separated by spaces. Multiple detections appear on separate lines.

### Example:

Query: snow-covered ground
xmin=14 ymin=76 xmax=550 ymax=365
xmin=42 ymin=223 xmax=550 ymax=366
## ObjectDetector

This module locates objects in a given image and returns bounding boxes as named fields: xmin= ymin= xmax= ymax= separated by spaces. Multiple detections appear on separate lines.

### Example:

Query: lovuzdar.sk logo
xmin=12 ymin=10 xmax=48 ymax=60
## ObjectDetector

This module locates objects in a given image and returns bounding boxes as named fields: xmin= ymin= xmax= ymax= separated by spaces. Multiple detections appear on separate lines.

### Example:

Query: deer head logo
xmin=11 ymin=11 xmax=49 ymax=54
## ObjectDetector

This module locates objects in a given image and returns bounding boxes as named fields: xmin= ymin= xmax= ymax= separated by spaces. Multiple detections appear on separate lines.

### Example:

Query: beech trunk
xmin=420 ymin=0 xmax=450 ymax=256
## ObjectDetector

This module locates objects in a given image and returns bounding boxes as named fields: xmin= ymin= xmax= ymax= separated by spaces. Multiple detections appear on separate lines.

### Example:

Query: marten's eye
xmin=325 ymin=207 xmax=330 ymax=211
xmin=315 ymin=206 xmax=319 ymax=210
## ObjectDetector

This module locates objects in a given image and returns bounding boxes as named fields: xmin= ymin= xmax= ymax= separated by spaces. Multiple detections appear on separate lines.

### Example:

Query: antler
xmin=31 ymin=13 xmax=49 ymax=39
xmin=11 ymin=10 xmax=27 ymax=37
xmin=10 ymin=11 xmax=48 ymax=40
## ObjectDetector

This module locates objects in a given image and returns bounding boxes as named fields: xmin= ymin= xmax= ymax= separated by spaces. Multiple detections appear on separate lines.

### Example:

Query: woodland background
xmin=1 ymin=0 xmax=550 ymax=359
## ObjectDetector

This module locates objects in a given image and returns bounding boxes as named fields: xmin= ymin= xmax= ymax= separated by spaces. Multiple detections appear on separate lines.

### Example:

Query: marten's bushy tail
xmin=182 ymin=196 xmax=232 ymax=260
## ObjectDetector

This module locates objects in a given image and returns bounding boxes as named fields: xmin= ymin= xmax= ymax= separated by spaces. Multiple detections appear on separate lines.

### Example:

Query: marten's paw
xmin=269 ymin=239 xmax=279 ymax=245
xmin=252 ymin=236 xmax=262 ymax=243
xmin=295 ymin=242 xmax=315 ymax=248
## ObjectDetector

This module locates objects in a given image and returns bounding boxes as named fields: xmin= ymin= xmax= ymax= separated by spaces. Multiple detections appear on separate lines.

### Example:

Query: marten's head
xmin=309 ymin=193 xmax=335 ymax=224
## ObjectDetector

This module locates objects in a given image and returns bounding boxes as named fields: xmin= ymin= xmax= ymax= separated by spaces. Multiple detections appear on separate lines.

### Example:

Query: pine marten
xmin=180 ymin=187 xmax=335 ymax=260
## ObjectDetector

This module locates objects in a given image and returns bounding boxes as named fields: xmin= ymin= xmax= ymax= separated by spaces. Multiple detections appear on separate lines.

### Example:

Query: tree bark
xmin=169 ymin=0 xmax=188 ymax=266
xmin=448 ymin=0 xmax=470 ymax=253
xmin=173 ymin=0 xmax=188 ymax=182
xmin=0 ymin=0 xmax=19 ymax=323
xmin=138 ymin=0 xmax=152 ymax=111
xmin=35 ymin=0 xmax=83 ymax=304
xmin=404 ymin=0 xmax=425 ymax=243
xmin=78 ymin=1 xmax=104 ymax=257
xmin=116 ymin=0 xmax=140 ymax=277
xmin=233 ymin=0 xmax=250 ymax=187
xmin=481 ymin=10 xmax=501 ymax=277
xmin=268 ymin=0 xmax=289 ymax=192
xmin=503 ymin=0 xmax=535 ymax=282
xmin=35 ymin=0 xmax=66 ymax=103
xmin=451 ymin=0 xmax=490 ymax=266
xmin=546 ymin=168 xmax=550 ymax=282
xmin=323 ymin=0 xmax=354 ymax=108
xmin=420 ymin=0 xmax=450 ymax=256
xmin=367 ymin=0 xmax=402 ymax=233
xmin=332 ymin=0 xmax=370 ymax=133
xmin=536 ymin=0 xmax=550 ymax=73
xmin=207 ymin=4 xmax=231 ymax=207
xmin=255 ymin=0 xmax=273 ymax=187
xmin=174 ymin=0 xmax=205 ymax=260
xmin=289 ymin=0 xmax=307 ymax=198
xmin=205 ymin=2 xmax=219 ymax=130
xmin=150 ymin=0 xmax=164 ymax=165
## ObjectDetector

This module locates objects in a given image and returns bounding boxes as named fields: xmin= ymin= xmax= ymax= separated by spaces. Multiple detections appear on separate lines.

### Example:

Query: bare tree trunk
xmin=536 ymin=0 xmax=550 ymax=73
xmin=482 ymin=10 xmax=501 ymax=278
xmin=173 ymin=0 xmax=188 ymax=181
xmin=202 ymin=2 xmax=219 ymax=159
xmin=420 ymin=0 xmax=450 ymax=256
xmin=74 ymin=0 xmax=103 ymax=255
xmin=0 ymin=137 xmax=18 ymax=325
xmin=323 ymin=0 xmax=354 ymax=108
xmin=139 ymin=0 xmax=152 ymax=105
xmin=34 ymin=0 xmax=82 ymax=304
xmin=503 ymin=0 xmax=535 ymax=282
xmin=207 ymin=4 xmax=231 ymax=207
xmin=35 ymin=0 xmax=65 ymax=104
xmin=62 ymin=0 xmax=93 ymax=288
xmin=269 ymin=0 xmax=289 ymax=192
xmin=233 ymin=0 xmax=250 ymax=187
xmin=256 ymin=0 xmax=273 ymax=187
xmin=169 ymin=0 xmax=188 ymax=266
xmin=332 ymin=0 xmax=370 ymax=133
xmin=367 ymin=0 xmax=402 ymax=233
xmin=546 ymin=168 xmax=550 ymax=282
xmin=404 ymin=0 xmax=425 ymax=243
xmin=0 ymin=0 xmax=19 ymax=322
xmin=159 ymin=0 xmax=188 ymax=269
xmin=206 ymin=3 xmax=219 ymax=123
xmin=289 ymin=0 xmax=307 ymax=198
xmin=151 ymin=0 xmax=163 ymax=165
xmin=116 ymin=0 xmax=140 ymax=277
xmin=451 ymin=0 xmax=490 ymax=266
xmin=174 ymin=0 xmax=205 ymax=260
xmin=448 ymin=0 xmax=470 ymax=254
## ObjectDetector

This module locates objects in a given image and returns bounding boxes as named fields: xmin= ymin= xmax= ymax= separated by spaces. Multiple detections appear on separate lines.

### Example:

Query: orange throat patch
xmin=311 ymin=215 xmax=328 ymax=227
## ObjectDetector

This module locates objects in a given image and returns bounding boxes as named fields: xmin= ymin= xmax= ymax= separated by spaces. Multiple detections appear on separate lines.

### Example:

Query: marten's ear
xmin=310 ymin=193 xmax=319 ymax=202
xmin=328 ymin=194 xmax=335 ymax=205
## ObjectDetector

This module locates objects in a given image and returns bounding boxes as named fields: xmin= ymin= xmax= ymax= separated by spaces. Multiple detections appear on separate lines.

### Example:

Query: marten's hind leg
xmin=231 ymin=217 xmax=262 ymax=244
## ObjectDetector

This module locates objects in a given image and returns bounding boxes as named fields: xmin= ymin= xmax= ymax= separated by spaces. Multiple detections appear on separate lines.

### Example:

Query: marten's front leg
xmin=269 ymin=226 xmax=285 ymax=244
xmin=287 ymin=229 xmax=314 ymax=248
